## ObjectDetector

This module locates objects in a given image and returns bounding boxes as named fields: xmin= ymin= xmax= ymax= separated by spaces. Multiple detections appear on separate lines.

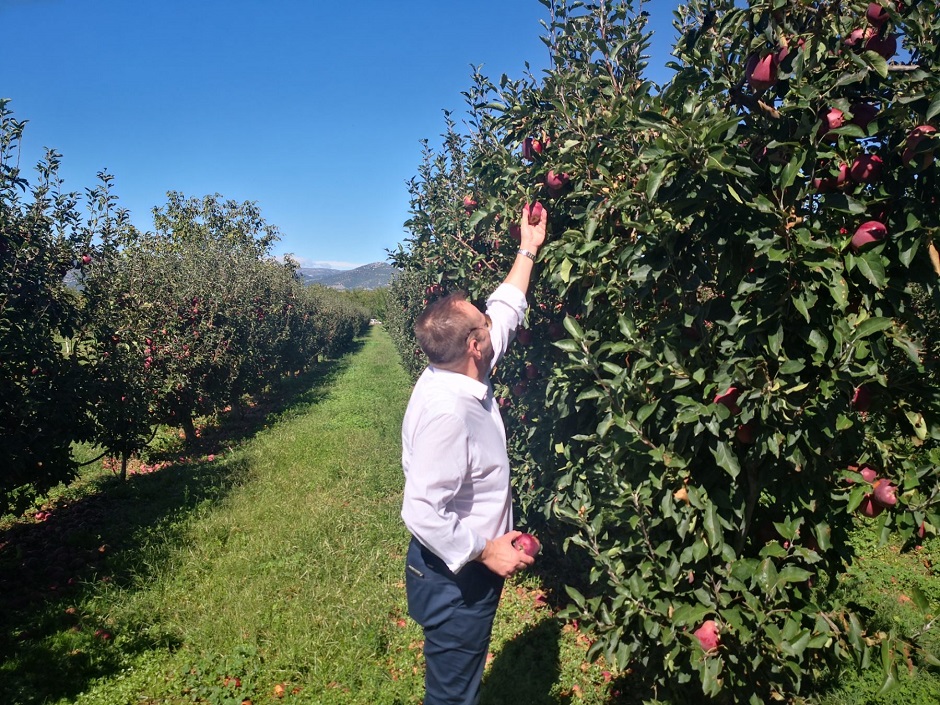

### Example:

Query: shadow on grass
xmin=481 ymin=619 xmax=566 ymax=705
xmin=0 ymin=349 xmax=360 ymax=705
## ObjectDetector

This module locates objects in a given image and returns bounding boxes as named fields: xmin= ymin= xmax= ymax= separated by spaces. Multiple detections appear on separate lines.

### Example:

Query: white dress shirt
xmin=401 ymin=283 xmax=528 ymax=573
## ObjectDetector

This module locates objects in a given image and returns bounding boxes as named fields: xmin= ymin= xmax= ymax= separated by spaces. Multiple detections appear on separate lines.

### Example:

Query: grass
xmin=1 ymin=326 xmax=938 ymax=704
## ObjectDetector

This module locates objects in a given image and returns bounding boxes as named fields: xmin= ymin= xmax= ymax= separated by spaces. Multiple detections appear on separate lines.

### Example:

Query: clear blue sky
xmin=2 ymin=0 xmax=683 ymax=269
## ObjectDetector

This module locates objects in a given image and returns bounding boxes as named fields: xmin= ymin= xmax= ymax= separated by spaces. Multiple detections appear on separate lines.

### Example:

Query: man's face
xmin=460 ymin=301 xmax=494 ymax=372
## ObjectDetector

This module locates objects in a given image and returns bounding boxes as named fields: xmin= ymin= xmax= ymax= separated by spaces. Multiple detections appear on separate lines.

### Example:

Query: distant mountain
xmin=298 ymin=261 xmax=398 ymax=290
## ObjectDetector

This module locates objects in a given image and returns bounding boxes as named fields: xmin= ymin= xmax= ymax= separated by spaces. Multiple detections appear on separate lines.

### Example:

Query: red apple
xmin=850 ymin=103 xmax=878 ymax=130
xmin=902 ymin=125 xmax=937 ymax=168
xmin=693 ymin=620 xmax=721 ymax=652
xmin=873 ymin=479 xmax=898 ymax=507
xmin=814 ymin=162 xmax=850 ymax=192
xmin=852 ymin=384 xmax=873 ymax=411
xmin=512 ymin=380 xmax=528 ymax=396
xmin=858 ymin=495 xmax=884 ymax=517
xmin=714 ymin=386 xmax=741 ymax=415
xmin=736 ymin=422 xmax=756 ymax=444
xmin=849 ymin=154 xmax=883 ymax=183
xmin=866 ymin=3 xmax=890 ymax=28
xmin=527 ymin=201 xmax=545 ymax=225
xmin=516 ymin=327 xmax=532 ymax=345
xmin=865 ymin=33 xmax=897 ymax=59
xmin=81 ymin=254 xmax=92 ymax=265
xmin=845 ymin=27 xmax=875 ymax=49
xmin=512 ymin=532 xmax=541 ymax=557
xmin=463 ymin=195 xmax=478 ymax=213
xmin=860 ymin=465 xmax=879 ymax=483
xmin=525 ymin=362 xmax=540 ymax=380
xmin=851 ymin=220 xmax=887 ymax=251
xmin=746 ymin=53 xmax=778 ymax=92
xmin=545 ymin=170 xmax=570 ymax=196
xmin=820 ymin=108 xmax=845 ymax=140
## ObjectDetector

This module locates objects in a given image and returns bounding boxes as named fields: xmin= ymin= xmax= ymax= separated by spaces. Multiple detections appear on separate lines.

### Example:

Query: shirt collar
xmin=427 ymin=365 xmax=489 ymax=401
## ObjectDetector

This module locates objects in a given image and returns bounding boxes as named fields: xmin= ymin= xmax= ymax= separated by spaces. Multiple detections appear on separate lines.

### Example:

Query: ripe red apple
xmin=849 ymin=154 xmax=883 ymax=183
xmin=850 ymin=102 xmax=878 ymax=130
xmin=814 ymin=162 xmax=850 ymax=192
xmin=865 ymin=32 xmax=897 ymax=59
xmin=512 ymin=532 xmax=541 ymax=557
xmin=516 ymin=327 xmax=532 ymax=345
xmin=525 ymin=362 xmax=540 ymax=380
xmin=523 ymin=137 xmax=544 ymax=160
xmin=463 ymin=195 xmax=478 ymax=213
xmin=746 ymin=53 xmax=778 ymax=92
xmin=872 ymin=479 xmax=898 ymax=507
xmin=735 ymin=422 xmax=756 ymax=444
xmin=852 ymin=384 xmax=873 ymax=411
xmin=693 ymin=620 xmax=720 ymax=652
xmin=845 ymin=27 xmax=876 ymax=49
xmin=820 ymin=108 xmax=845 ymax=140
xmin=81 ymin=254 xmax=92 ymax=265
xmin=527 ymin=201 xmax=545 ymax=225
xmin=859 ymin=465 xmax=879 ymax=483
xmin=714 ymin=386 xmax=741 ymax=415
xmin=858 ymin=494 xmax=884 ymax=518
xmin=545 ymin=170 xmax=570 ymax=196
xmin=851 ymin=220 xmax=887 ymax=251
xmin=866 ymin=3 xmax=890 ymax=28
xmin=512 ymin=380 xmax=528 ymax=396
xmin=902 ymin=125 xmax=937 ymax=168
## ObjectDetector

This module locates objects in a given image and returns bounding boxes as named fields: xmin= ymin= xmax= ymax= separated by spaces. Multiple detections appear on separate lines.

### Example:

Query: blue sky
xmin=2 ymin=0 xmax=683 ymax=269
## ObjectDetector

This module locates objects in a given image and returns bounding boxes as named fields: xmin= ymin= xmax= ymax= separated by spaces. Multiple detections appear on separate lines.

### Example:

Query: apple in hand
xmin=512 ymin=532 xmax=541 ymax=557
xmin=527 ymin=201 xmax=545 ymax=226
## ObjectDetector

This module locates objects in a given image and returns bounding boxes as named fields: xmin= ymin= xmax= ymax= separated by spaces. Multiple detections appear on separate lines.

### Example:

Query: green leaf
xmin=911 ymin=585 xmax=931 ymax=614
xmin=710 ymin=441 xmax=741 ymax=479
xmin=823 ymin=193 xmax=867 ymax=214
xmin=646 ymin=161 xmax=667 ymax=201
xmin=855 ymin=317 xmax=893 ymax=339
xmin=559 ymin=257 xmax=573 ymax=284
xmin=927 ymin=92 xmax=940 ymax=122
xmin=855 ymin=255 xmax=886 ymax=288
xmin=563 ymin=314 xmax=585 ymax=340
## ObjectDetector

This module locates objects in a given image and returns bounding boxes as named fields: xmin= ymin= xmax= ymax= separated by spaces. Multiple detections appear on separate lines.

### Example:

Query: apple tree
xmin=393 ymin=0 xmax=940 ymax=700
xmin=0 ymin=100 xmax=98 ymax=513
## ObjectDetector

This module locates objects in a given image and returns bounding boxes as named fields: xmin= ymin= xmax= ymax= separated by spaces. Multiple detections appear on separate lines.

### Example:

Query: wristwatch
xmin=517 ymin=248 xmax=537 ymax=261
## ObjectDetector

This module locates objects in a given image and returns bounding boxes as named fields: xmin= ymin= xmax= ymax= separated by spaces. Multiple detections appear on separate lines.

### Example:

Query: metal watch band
xmin=517 ymin=248 xmax=536 ymax=261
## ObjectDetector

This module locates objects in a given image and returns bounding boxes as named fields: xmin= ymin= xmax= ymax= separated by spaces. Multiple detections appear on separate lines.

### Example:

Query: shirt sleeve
xmin=486 ymin=282 xmax=528 ymax=367
xmin=401 ymin=412 xmax=487 ymax=573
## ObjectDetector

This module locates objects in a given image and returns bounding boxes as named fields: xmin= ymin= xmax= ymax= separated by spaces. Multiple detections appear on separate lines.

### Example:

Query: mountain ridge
xmin=297 ymin=261 xmax=397 ymax=290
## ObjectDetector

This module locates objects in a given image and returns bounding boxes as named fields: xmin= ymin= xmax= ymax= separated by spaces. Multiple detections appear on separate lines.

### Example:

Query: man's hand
xmin=521 ymin=202 xmax=547 ymax=251
xmin=476 ymin=531 xmax=536 ymax=578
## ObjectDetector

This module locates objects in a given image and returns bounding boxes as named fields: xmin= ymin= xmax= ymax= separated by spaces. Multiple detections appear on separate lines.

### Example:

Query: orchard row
xmin=0 ymin=101 xmax=369 ymax=515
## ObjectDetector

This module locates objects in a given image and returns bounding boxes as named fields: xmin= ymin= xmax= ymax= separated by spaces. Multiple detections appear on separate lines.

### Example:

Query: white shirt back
xmin=401 ymin=283 xmax=527 ymax=573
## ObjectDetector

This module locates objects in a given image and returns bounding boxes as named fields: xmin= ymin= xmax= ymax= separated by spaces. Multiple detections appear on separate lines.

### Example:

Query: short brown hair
xmin=414 ymin=291 xmax=475 ymax=365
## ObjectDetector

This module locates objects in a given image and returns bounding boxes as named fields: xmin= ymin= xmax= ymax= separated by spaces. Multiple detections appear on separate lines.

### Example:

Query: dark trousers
xmin=405 ymin=537 xmax=504 ymax=705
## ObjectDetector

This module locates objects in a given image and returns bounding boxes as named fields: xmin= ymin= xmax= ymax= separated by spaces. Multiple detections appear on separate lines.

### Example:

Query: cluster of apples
xmin=852 ymin=464 xmax=899 ymax=518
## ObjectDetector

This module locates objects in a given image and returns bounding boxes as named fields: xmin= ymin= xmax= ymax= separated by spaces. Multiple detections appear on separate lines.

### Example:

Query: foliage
xmin=0 ymin=98 xmax=97 ymax=514
xmin=388 ymin=1 xmax=940 ymax=701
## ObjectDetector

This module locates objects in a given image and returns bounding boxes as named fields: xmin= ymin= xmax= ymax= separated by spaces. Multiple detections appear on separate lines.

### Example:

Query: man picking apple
xmin=401 ymin=202 xmax=547 ymax=705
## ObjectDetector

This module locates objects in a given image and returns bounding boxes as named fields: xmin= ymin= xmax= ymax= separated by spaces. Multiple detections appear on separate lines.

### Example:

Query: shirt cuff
xmin=448 ymin=532 xmax=488 ymax=574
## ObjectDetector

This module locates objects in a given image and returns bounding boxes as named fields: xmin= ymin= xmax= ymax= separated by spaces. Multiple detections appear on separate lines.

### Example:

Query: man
xmin=401 ymin=202 xmax=548 ymax=705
